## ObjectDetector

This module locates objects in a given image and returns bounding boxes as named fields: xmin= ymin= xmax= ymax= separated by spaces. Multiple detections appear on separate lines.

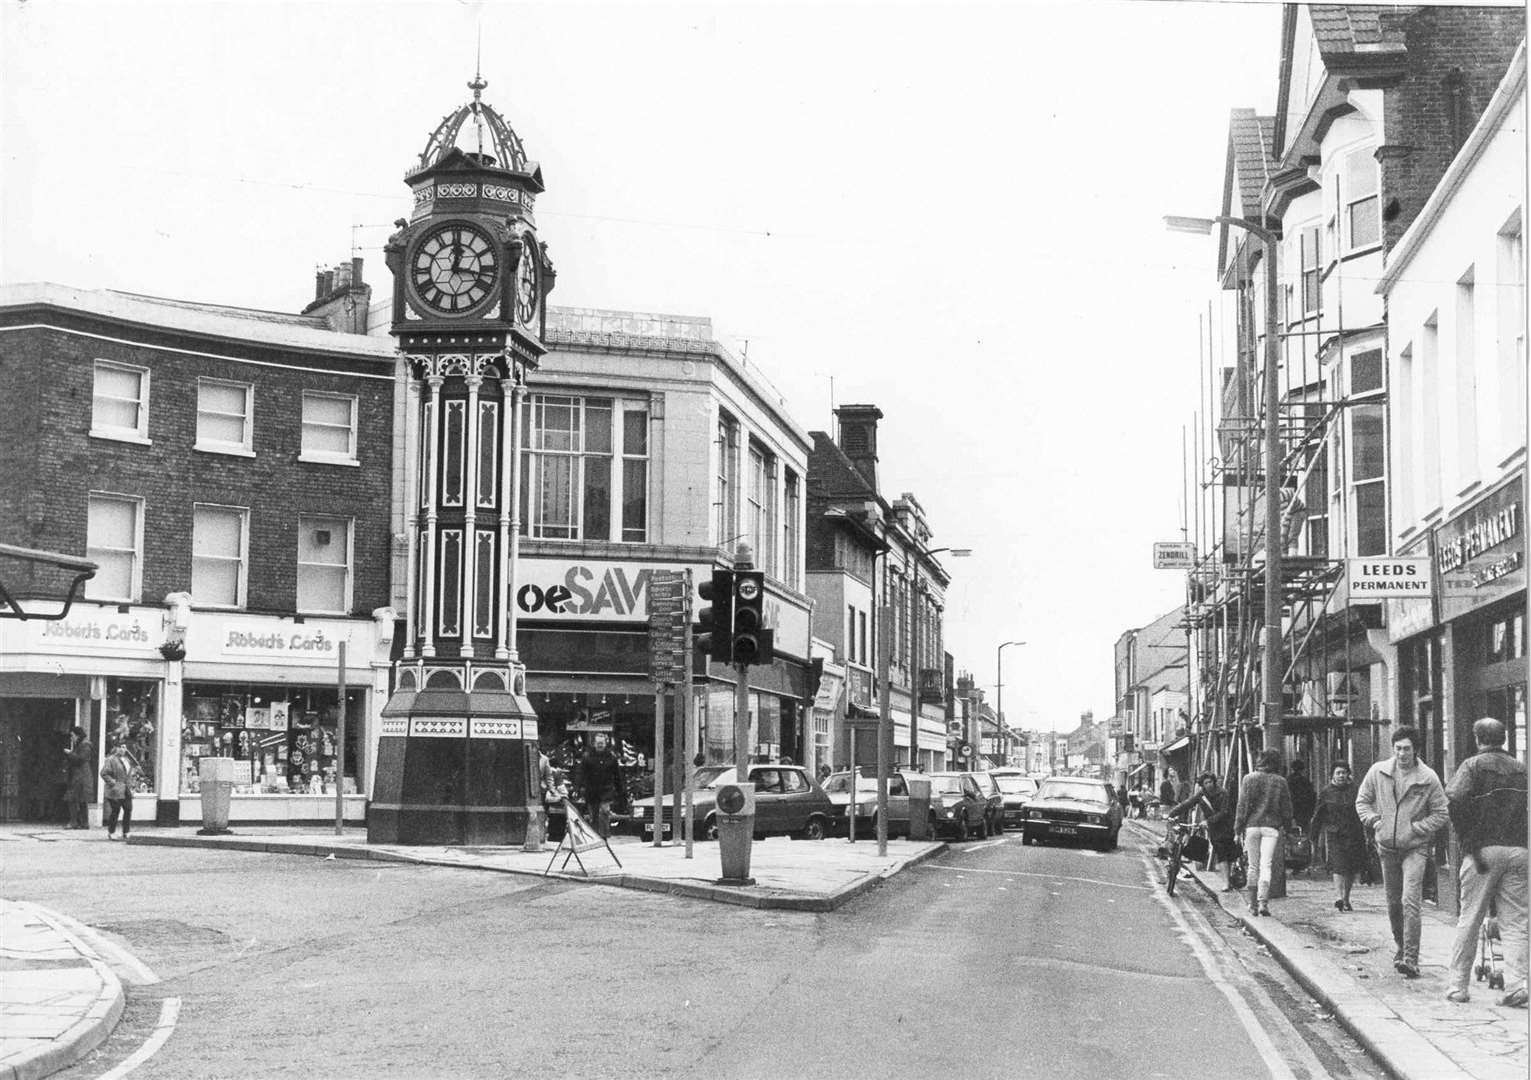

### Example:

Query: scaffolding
xmin=1180 ymin=210 xmax=1387 ymax=792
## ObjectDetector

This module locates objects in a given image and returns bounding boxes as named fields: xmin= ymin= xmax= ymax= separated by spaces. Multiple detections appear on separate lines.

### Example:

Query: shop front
xmin=516 ymin=554 xmax=814 ymax=790
xmin=174 ymin=611 xmax=392 ymax=825
xmin=0 ymin=606 xmax=166 ymax=825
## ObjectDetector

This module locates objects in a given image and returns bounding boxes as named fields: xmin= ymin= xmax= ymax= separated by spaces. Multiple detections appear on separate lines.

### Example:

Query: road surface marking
xmin=915 ymin=864 xmax=1151 ymax=891
xmin=1141 ymin=853 xmax=1298 ymax=1080
xmin=95 ymin=996 xmax=180 ymax=1080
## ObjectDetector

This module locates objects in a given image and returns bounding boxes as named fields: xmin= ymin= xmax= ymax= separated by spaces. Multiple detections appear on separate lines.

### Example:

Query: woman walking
xmin=1234 ymin=748 xmax=1294 ymax=916
xmin=1310 ymin=762 xmax=1366 ymax=911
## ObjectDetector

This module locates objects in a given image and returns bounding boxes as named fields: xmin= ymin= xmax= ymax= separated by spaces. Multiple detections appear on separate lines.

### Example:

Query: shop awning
xmin=1128 ymin=762 xmax=1151 ymax=776
xmin=1161 ymin=734 xmax=1191 ymax=755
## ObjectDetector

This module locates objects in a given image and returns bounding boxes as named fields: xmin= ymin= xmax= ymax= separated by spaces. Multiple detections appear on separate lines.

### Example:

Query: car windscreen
xmin=695 ymin=766 xmax=734 ymax=788
xmin=995 ymin=776 xmax=1036 ymax=795
xmin=1035 ymin=780 xmax=1106 ymax=804
xmin=930 ymin=775 xmax=965 ymax=795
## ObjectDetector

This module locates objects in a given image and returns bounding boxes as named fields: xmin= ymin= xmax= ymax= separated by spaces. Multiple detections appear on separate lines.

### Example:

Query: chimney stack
xmin=834 ymin=404 xmax=883 ymax=492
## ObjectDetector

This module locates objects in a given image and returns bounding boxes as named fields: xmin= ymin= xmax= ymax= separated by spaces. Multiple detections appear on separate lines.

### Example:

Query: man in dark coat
xmin=576 ymin=732 xmax=626 ymax=838
xmin=1444 ymin=718 xmax=1528 ymax=1007
xmin=64 ymin=725 xmax=95 ymax=829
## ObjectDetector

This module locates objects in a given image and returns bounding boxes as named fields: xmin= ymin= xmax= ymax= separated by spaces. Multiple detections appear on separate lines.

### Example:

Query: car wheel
xmin=703 ymin=815 xmax=720 ymax=841
xmin=801 ymin=815 xmax=827 ymax=841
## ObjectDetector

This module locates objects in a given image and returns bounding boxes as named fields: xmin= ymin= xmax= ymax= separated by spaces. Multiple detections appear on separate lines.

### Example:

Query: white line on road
xmin=956 ymin=837 xmax=1008 ymax=851
xmin=1141 ymin=854 xmax=1299 ymax=1080
xmin=914 ymin=864 xmax=1152 ymax=891
xmin=94 ymin=996 xmax=181 ymax=1080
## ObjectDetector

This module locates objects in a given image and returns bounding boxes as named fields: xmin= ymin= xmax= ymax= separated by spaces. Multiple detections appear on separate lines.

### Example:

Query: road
xmin=2 ymin=824 xmax=1382 ymax=1079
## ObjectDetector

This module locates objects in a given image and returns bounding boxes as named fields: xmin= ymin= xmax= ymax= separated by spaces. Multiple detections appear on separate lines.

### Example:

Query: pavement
xmin=4 ymin=820 xmax=1527 ymax=1080
xmin=1125 ymin=817 xmax=1530 ymax=1080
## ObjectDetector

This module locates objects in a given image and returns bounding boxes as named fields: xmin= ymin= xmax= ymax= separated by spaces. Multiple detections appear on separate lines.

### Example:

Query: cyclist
xmin=1170 ymin=773 xmax=1240 ymax=892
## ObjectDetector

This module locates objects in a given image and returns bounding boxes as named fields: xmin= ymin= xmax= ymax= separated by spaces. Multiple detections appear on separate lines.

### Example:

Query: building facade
xmin=0 ymin=279 xmax=397 ymax=826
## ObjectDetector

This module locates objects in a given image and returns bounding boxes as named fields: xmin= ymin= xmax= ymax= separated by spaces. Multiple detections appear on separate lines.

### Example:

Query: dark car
xmin=965 ymin=771 xmax=1005 ymax=837
xmin=991 ymin=771 xmax=1040 ymax=829
xmin=621 ymin=764 xmax=835 ymax=842
xmin=926 ymin=771 xmax=991 ymax=841
xmin=1021 ymin=776 xmax=1123 ymax=850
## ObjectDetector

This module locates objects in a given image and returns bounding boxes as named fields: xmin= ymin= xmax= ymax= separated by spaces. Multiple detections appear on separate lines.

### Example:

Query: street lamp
xmin=996 ymin=640 xmax=1025 ymax=764
xmin=909 ymin=545 xmax=971 ymax=770
xmin=1164 ymin=213 xmax=1284 ymax=756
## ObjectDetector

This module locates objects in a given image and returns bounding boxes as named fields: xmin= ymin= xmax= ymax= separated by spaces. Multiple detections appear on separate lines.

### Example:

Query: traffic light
xmin=731 ymin=570 xmax=768 ymax=666
xmin=696 ymin=569 xmax=734 ymax=663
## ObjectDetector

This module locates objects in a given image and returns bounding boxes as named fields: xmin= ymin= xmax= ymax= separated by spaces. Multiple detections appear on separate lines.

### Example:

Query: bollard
xmin=715 ymin=782 xmax=756 ymax=885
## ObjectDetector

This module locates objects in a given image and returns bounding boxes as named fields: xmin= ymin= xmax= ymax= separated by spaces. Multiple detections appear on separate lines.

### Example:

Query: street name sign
xmin=1346 ymin=557 xmax=1432 ymax=598
xmin=1153 ymin=542 xmax=1196 ymax=569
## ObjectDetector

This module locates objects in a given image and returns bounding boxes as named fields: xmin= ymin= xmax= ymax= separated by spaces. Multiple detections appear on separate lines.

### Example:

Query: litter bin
xmin=715 ymin=782 xmax=755 ymax=885
xmin=907 ymin=777 xmax=932 ymax=841
xmin=198 ymin=756 xmax=235 ymax=835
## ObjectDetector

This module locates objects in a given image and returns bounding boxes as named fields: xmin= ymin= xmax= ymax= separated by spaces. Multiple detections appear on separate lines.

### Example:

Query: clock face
xmin=514 ymin=237 xmax=540 ymax=326
xmin=411 ymin=223 xmax=498 ymax=315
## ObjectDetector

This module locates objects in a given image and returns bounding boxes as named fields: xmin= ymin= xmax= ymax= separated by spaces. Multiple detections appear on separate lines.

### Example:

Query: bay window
xmin=520 ymin=393 xmax=649 ymax=542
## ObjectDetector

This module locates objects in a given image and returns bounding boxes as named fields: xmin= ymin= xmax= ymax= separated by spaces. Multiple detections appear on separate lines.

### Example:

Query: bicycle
xmin=1163 ymin=817 xmax=1210 ymax=897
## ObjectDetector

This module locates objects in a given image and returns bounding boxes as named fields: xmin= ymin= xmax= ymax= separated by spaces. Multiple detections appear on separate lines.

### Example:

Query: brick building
xmin=0 ymin=277 xmax=398 ymax=825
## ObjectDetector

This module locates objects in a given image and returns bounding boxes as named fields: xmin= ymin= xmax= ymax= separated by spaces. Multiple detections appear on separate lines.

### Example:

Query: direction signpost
xmin=647 ymin=571 xmax=691 ymax=847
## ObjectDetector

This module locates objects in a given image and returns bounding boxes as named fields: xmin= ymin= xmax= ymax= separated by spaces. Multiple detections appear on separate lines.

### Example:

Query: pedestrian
xmin=1234 ymin=748 xmax=1294 ymax=917
xmin=817 ymin=763 xmax=832 ymax=785
xmin=64 ymin=725 xmax=94 ymax=829
xmin=100 ymin=742 xmax=135 ymax=840
xmin=1443 ymin=717 xmax=1527 ymax=1007
xmin=1355 ymin=725 xmax=1449 ymax=978
xmin=1309 ymin=762 xmax=1366 ymax=912
xmin=1115 ymin=781 xmax=1129 ymax=815
xmin=1129 ymin=785 xmax=1145 ymax=819
xmin=576 ymin=731 xmax=626 ymax=839
xmin=1158 ymin=774 xmax=1176 ymax=820
xmin=1287 ymin=758 xmax=1317 ymax=827
xmin=1172 ymin=772 xmax=1238 ymax=890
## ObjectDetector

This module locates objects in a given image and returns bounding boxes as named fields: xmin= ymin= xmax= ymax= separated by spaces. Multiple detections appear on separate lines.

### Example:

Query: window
xmin=782 ymin=469 xmax=800 ymax=589
xmin=85 ymin=494 xmax=142 ymax=601
xmin=1498 ymin=218 xmax=1526 ymax=449
xmin=1301 ymin=226 xmax=1321 ymax=315
xmin=746 ymin=443 xmax=776 ymax=573
xmin=716 ymin=413 xmax=739 ymax=547
xmin=196 ymin=379 xmax=253 ymax=454
xmin=1304 ymin=450 xmax=1328 ymax=558
xmin=1351 ymin=404 xmax=1387 ymax=557
xmin=1350 ymin=349 xmax=1383 ymax=396
xmin=847 ymin=605 xmax=856 ymax=664
xmin=1345 ymin=149 xmax=1380 ymax=250
xmin=1456 ymin=269 xmax=1478 ymax=481
xmin=300 ymin=393 xmax=357 ymax=463
xmin=520 ymin=394 xmax=648 ymax=542
xmin=91 ymin=361 xmax=149 ymax=441
xmin=192 ymin=505 xmax=248 ymax=608
xmin=296 ymin=516 xmax=351 ymax=614
xmin=858 ymin=611 xmax=868 ymax=666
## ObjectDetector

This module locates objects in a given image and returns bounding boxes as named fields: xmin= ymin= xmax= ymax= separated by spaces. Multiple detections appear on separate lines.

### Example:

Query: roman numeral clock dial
xmin=411 ymin=223 xmax=498 ymax=315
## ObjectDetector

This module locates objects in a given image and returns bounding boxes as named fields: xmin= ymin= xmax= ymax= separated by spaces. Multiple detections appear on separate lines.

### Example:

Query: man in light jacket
xmin=1444 ymin=717 xmax=1527 ymax=1007
xmin=1356 ymin=725 xmax=1449 ymax=978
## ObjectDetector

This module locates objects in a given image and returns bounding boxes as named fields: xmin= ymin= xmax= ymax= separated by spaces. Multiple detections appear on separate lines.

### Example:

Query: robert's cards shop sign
xmin=4 ymin=609 xmax=164 ymax=656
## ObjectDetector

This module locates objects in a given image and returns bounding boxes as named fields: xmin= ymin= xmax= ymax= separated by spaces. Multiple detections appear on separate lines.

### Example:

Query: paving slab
xmin=125 ymin=826 xmax=947 ymax=912
xmin=0 ymin=900 xmax=124 ymax=1080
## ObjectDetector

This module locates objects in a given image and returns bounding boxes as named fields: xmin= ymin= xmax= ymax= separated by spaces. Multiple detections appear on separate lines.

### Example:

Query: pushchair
xmin=1475 ymin=899 xmax=1506 ymax=991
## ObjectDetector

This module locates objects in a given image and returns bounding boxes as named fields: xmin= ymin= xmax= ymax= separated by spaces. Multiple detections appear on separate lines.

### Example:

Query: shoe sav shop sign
xmin=516 ymin=556 xmax=809 ymax=642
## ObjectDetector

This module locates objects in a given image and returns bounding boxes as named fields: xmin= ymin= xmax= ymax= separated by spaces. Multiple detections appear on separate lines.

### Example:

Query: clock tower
xmin=369 ymin=72 xmax=555 ymax=846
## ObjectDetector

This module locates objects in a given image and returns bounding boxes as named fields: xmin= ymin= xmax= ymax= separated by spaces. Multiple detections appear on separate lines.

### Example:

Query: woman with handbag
xmin=1309 ymin=761 xmax=1367 ymax=911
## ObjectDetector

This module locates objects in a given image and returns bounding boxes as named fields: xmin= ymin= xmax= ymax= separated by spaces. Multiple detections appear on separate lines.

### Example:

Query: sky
xmin=1 ymin=0 xmax=1293 ymax=732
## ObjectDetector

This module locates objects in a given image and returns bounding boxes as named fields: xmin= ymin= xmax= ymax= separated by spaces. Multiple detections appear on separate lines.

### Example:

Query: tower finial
xmin=468 ymin=24 xmax=487 ymax=156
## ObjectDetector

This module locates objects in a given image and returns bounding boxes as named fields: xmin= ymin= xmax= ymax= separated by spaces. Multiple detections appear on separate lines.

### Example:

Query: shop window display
xmin=181 ymin=684 xmax=361 ymax=795
xmin=104 ymin=679 xmax=157 ymax=793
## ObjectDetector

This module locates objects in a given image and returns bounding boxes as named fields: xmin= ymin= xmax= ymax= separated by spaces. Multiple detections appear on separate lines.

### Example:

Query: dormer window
xmin=1344 ymin=150 xmax=1380 ymax=250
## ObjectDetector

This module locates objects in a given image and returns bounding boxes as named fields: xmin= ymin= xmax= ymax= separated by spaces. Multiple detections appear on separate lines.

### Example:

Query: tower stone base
xmin=368 ymin=662 xmax=539 ymax=846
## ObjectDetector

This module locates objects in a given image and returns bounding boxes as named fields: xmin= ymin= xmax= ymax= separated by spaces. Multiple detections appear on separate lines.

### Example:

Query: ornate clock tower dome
xmin=369 ymin=71 xmax=555 ymax=846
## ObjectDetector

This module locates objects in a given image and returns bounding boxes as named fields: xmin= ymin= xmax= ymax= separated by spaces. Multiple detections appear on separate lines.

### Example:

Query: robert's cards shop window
xmin=180 ymin=685 xmax=362 ymax=795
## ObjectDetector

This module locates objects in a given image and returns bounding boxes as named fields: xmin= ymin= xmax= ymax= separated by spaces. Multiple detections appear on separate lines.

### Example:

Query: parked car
xmin=620 ymin=764 xmax=834 ymax=842
xmin=925 ymin=771 xmax=991 ymax=840
xmin=990 ymin=771 xmax=1040 ymax=830
xmin=1021 ymin=776 xmax=1123 ymax=850
xmin=822 ymin=770 xmax=916 ymax=837
xmin=966 ymin=771 xmax=1005 ymax=836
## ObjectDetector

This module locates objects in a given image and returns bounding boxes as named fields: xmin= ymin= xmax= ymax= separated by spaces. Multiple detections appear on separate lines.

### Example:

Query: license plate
xmin=643 ymin=822 xmax=672 ymax=836
xmin=1052 ymin=825 xmax=1078 ymax=835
